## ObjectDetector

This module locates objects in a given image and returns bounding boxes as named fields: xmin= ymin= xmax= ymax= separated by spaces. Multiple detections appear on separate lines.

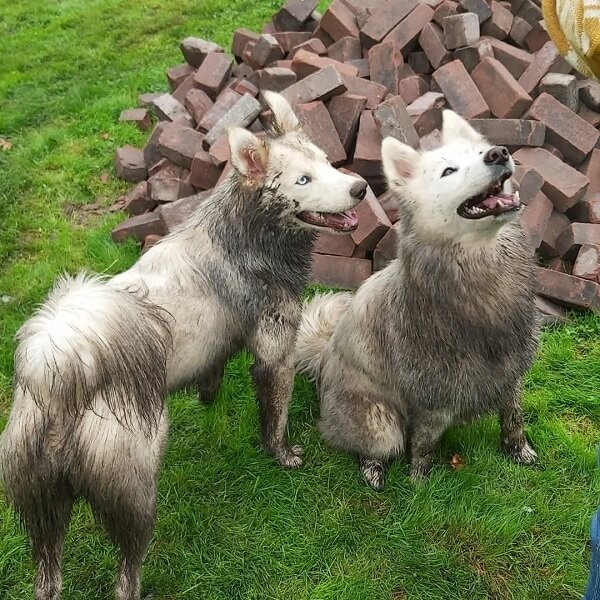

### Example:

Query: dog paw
xmin=275 ymin=445 xmax=304 ymax=469
xmin=508 ymin=442 xmax=538 ymax=465
xmin=359 ymin=457 xmax=386 ymax=491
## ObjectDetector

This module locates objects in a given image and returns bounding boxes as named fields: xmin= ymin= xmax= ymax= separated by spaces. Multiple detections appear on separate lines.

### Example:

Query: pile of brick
xmin=112 ymin=0 xmax=600 ymax=321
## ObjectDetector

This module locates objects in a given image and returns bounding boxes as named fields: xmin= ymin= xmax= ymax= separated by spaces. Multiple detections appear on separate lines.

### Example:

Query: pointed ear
xmin=381 ymin=137 xmax=419 ymax=185
xmin=441 ymin=110 xmax=483 ymax=144
xmin=263 ymin=91 xmax=299 ymax=135
xmin=228 ymin=128 xmax=268 ymax=186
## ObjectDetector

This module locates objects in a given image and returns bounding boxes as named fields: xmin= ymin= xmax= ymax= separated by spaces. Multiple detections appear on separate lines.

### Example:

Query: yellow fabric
xmin=542 ymin=0 xmax=600 ymax=80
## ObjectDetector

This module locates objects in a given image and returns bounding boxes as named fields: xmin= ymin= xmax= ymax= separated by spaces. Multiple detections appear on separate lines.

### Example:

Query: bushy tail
xmin=13 ymin=272 xmax=172 ymax=434
xmin=295 ymin=292 xmax=353 ymax=380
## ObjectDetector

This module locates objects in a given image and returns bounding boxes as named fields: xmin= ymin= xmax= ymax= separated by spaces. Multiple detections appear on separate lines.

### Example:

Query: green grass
xmin=0 ymin=1 xmax=599 ymax=598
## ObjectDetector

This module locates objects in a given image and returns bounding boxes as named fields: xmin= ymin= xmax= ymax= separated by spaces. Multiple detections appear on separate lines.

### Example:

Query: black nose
xmin=483 ymin=145 xmax=510 ymax=165
xmin=350 ymin=179 xmax=367 ymax=200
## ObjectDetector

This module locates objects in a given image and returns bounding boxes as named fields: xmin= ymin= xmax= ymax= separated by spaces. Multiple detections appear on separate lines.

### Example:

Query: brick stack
xmin=112 ymin=0 xmax=600 ymax=320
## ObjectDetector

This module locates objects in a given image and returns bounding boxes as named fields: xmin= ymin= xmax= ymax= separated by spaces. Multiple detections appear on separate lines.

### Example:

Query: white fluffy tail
xmin=13 ymin=273 xmax=172 ymax=433
xmin=295 ymin=292 xmax=353 ymax=380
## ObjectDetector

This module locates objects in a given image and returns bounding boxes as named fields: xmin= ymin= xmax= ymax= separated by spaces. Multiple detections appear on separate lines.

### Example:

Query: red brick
xmin=248 ymin=67 xmax=297 ymax=92
xmin=310 ymin=253 xmax=372 ymax=289
xmin=158 ymin=191 xmax=212 ymax=234
xmin=433 ymin=1 xmax=459 ymax=26
xmin=407 ymin=92 xmax=445 ymax=136
xmin=143 ymin=123 xmax=170 ymax=169
xmin=313 ymin=232 xmax=356 ymax=257
xmin=157 ymin=124 xmax=205 ymax=170
xmin=123 ymin=181 xmax=155 ymax=216
xmin=189 ymin=150 xmax=223 ymax=190
xmin=471 ymin=57 xmax=531 ymax=118
xmin=288 ymin=38 xmax=327 ymax=59
xmin=166 ymin=64 xmax=195 ymax=92
xmin=232 ymin=29 xmax=260 ymax=60
xmin=114 ymin=146 xmax=147 ymax=182
xmin=346 ymin=58 xmax=370 ymax=78
xmin=272 ymin=31 xmax=312 ymax=53
xmin=572 ymin=244 xmax=600 ymax=282
xmin=509 ymin=16 xmax=533 ymax=47
xmin=313 ymin=27 xmax=335 ymax=48
xmin=578 ymin=105 xmax=600 ymax=128
xmin=341 ymin=74 xmax=387 ymax=109
xmin=523 ymin=21 xmax=549 ymax=53
xmin=359 ymin=0 xmax=418 ymax=48
xmin=216 ymin=161 xmax=233 ymax=186
xmin=273 ymin=0 xmax=319 ymax=31
xmin=328 ymin=36 xmax=363 ymax=61
xmin=419 ymin=128 xmax=443 ymax=150
xmin=208 ymin=134 xmax=231 ymax=167
xmin=251 ymin=34 xmax=285 ymax=67
xmin=419 ymin=22 xmax=451 ymax=69
xmin=398 ymin=74 xmax=430 ymax=105
xmin=193 ymin=53 xmax=234 ymax=100
xmin=148 ymin=166 xmax=195 ymax=204
xmin=320 ymin=0 xmax=359 ymax=41
xmin=180 ymin=38 xmax=224 ymax=67
xmin=534 ymin=267 xmax=600 ymax=310
xmin=579 ymin=80 xmax=600 ymax=111
xmin=119 ymin=108 xmax=151 ymax=131
xmin=535 ymin=295 xmax=568 ymax=326
xmin=547 ymin=257 xmax=571 ymax=274
xmin=512 ymin=164 xmax=544 ymax=204
xmin=515 ymin=0 xmax=542 ymax=26
xmin=481 ymin=1 xmax=513 ymax=40
xmin=152 ymin=94 xmax=193 ymax=127
xmin=373 ymin=95 xmax=420 ymax=148
xmin=383 ymin=4 xmax=435 ymax=54
xmin=291 ymin=49 xmax=359 ymax=79
xmin=408 ymin=51 xmax=432 ymax=74
xmin=172 ymin=73 xmax=197 ymax=105
xmin=517 ymin=41 xmax=571 ymax=97
xmin=538 ymin=73 xmax=579 ymax=113
xmin=568 ymin=195 xmax=600 ymax=225
xmin=458 ymin=0 xmax=492 ymax=22
xmin=581 ymin=150 xmax=600 ymax=201
xmin=112 ymin=212 xmax=167 ymax=243
xmin=468 ymin=118 xmax=544 ymax=147
xmin=296 ymin=101 xmax=346 ymax=166
xmin=513 ymin=148 xmax=589 ymax=212
xmin=138 ymin=92 xmax=162 ymax=108
xmin=453 ymin=39 xmax=494 ymax=71
xmin=557 ymin=223 xmax=600 ymax=261
xmin=526 ymin=93 xmax=599 ymax=165
xmin=485 ymin=37 xmax=533 ymax=79
xmin=521 ymin=190 xmax=553 ymax=252
xmin=232 ymin=79 xmax=259 ymax=98
xmin=350 ymin=182 xmax=392 ymax=250
xmin=368 ymin=41 xmax=404 ymax=95
xmin=373 ymin=223 xmax=399 ymax=270
xmin=327 ymin=93 xmax=367 ymax=154
xmin=539 ymin=209 xmax=571 ymax=258
xmin=432 ymin=59 xmax=490 ymax=118
xmin=443 ymin=13 xmax=480 ymax=49
xmin=142 ymin=234 xmax=163 ymax=253
xmin=353 ymin=110 xmax=382 ymax=177
xmin=184 ymin=88 xmax=214 ymax=125
xmin=197 ymin=89 xmax=241 ymax=133
xmin=281 ymin=65 xmax=346 ymax=105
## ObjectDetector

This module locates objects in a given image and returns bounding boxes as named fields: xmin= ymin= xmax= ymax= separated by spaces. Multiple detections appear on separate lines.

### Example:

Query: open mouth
xmin=296 ymin=210 xmax=359 ymax=232
xmin=457 ymin=173 xmax=521 ymax=220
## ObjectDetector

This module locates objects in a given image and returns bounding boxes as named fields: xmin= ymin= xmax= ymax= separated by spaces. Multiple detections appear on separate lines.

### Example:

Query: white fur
xmin=382 ymin=110 xmax=517 ymax=247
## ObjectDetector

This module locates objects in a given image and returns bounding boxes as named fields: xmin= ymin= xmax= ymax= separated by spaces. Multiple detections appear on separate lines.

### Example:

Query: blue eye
xmin=296 ymin=175 xmax=311 ymax=185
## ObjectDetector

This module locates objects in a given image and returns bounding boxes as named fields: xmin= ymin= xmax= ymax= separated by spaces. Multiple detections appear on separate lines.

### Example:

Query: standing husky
xmin=296 ymin=111 xmax=538 ymax=491
xmin=0 ymin=92 xmax=366 ymax=600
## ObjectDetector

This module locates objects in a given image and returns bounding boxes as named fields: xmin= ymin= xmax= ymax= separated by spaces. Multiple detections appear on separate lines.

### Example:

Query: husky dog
xmin=296 ymin=111 xmax=539 ymax=491
xmin=0 ymin=92 xmax=366 ymax=600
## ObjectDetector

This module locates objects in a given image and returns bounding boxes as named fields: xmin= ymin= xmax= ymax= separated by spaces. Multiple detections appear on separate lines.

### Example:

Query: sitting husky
xmin=0 ymin=92 xmax=366 ymax=600
xmin=296 ymin=111 xmax=538 ymax=491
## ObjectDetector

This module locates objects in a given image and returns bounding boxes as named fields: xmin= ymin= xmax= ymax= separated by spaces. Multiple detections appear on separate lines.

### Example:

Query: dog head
xmin=382 ymin=110 xmax=520 ymax=246
xmin=227 ymin=92 xmax=366 ymax=233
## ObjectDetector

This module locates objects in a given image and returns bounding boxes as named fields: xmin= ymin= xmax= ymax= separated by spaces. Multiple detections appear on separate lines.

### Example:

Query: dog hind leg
xmin=409 ymin=413 xmax=450 ymax=481
xmin=499 ymin=383 xmax=538 ymax=465
xmin=197 ymin=359 xmax=226 ymax=406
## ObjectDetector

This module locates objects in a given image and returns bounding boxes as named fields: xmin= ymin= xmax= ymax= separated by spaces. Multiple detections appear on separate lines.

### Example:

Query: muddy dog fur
xmin=0 ymin=92 xmax=366 ymax=599
xmin=296 ymin=111 xmax=539 ymax=491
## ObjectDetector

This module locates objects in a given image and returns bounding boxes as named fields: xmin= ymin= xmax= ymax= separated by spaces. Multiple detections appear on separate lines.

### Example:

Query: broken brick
xmin=368 ymin=41 xmax=404 ymax=95
xmin=327 ymin=93 xmax=367 ymax=154
xmin=296 ymin=101 xmax=346 ymax=166
xmin=119 ymin=108 xmax=151 ymax=131
xmin=114 ymin=146 xmax=147 ymax=182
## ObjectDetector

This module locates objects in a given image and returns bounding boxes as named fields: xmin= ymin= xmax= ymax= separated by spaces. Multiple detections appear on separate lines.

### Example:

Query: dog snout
xmin=483 ymin=146 xmax=510 ymax=165
xmin=350 ymin=179 xmax=367 ymax=201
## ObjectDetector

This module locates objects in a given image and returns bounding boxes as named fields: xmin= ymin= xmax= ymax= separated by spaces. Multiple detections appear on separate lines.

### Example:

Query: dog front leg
xmin=197 ymin=359 xmax=225 ymax=406
xmin=499 ymin=383 xmax=538 ymax=465
xmin=409 ymin=413 xmax=449 ymax=481
xmin=250 ymin=318 xmax=302 ymax=468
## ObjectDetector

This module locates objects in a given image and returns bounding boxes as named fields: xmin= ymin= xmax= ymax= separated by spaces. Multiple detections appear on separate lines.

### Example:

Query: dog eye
xmin=296 ymin=175 xmax=311 ymax=185
xmin=441 ymin=167 xmax=457 ymax=178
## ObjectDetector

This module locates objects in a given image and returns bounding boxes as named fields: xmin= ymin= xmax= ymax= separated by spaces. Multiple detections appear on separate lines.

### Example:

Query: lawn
xmin=0 ymin=1 xmax=599 ymax=599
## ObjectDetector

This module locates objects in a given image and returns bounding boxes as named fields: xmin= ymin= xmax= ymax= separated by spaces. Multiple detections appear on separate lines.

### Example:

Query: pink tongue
xmin=481 ymin=196 xmax=499 ymax=209
xmin=322 ymin=210 xmax=358 ymax=229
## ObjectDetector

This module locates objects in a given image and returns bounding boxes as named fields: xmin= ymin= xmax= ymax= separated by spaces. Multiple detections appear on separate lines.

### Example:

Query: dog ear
xmin=228 ymin=127 xmax=269 ymax=186
xmin=441 ymin=110 xmax=483 ymax=144
xmin=381 ymin=137 xmax=419 ymax=185
xmin=263 ymin=91 xmax=299 ymax=135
